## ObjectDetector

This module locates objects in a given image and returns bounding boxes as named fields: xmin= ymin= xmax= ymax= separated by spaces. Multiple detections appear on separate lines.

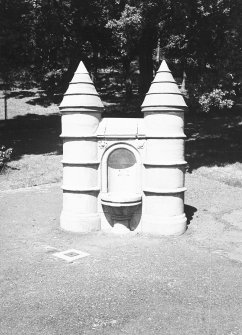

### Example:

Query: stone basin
xmin=101 ymin=192 xmax=142 ymax=233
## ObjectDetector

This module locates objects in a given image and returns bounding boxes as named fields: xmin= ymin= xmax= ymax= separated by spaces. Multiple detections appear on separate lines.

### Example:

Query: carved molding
xmin=135 ymin=140 xmax=145 ymax=150
xmin=98 ymin=140 xmax=108 ymax=150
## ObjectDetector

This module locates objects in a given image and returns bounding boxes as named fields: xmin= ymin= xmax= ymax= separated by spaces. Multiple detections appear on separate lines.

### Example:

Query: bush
xmin=40 ymin=68 xmax=66 ymax=96
xmin=198 ymin=88 xmax=236 ymax=113
xmin=0 ymin=145 xmax=13 ymax=174
xmin=186 ymin=70 xmax=240 ymax=113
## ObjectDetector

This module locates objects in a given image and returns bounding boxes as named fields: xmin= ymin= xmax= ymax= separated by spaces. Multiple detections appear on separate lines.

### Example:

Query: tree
xmin=106 ymin=4 xmax=142 ymax=99
xmin=0 ymin=0 xmax=241 ymax=110
xmin=106 ymin=1 xmax=167 ymax=96
xmin=0 ymin=0 xmax=34 ymax=88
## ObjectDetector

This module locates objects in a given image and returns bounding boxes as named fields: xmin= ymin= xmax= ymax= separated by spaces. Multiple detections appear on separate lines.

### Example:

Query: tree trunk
xmin=4 ymin=94 xmax=7 ymax=120
xmin=138 ymin=31 xmax=155 ymax=98
xmin=156 ymin=37 xmax=161 ymax=70
xmin=139 ymin=48 xmax=153 ymax=98
xmin=90 ymin=44 xmax=100 ymax=84
xmin=122 ymin=57 xmax=132 ymax=101
xmin=181 ymin=70 xmax=187 ymax=93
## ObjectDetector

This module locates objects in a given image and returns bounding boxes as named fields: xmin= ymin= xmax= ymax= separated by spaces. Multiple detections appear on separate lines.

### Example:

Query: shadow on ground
xmin=0 ymin=113 xmax=62 ymax=160
xmin=8 ymin=90 xmax=63 ymax=107
xmin=2 ymin=88 xmax=242 ymax=170
xmin=185 ymin=110 xmax=242 ymax=171
xmin=184 ymin=204 xmax=197 ymax=226
xmin=8 ymin=90 xmax=37 ymax=99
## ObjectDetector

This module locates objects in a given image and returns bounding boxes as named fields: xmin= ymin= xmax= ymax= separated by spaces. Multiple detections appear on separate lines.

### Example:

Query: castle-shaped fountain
xmin=59 ymin=60 xmax=187 ymax=235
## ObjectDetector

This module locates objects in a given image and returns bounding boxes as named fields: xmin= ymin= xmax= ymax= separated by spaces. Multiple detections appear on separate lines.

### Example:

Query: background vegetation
xmin=0 ymin=0 xmax=242 ymax=190
xmin=0 ymin=0 xmax=241 ymax=112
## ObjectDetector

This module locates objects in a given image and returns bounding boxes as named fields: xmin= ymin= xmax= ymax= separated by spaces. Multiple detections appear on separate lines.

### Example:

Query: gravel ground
xmin=0 ymin=171 xmax=241 ymax=335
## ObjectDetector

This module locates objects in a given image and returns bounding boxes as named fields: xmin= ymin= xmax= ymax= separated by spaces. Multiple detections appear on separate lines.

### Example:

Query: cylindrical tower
xmin=141 ymin=60 xmax=187 ymax=235
xmin=59 ymin=62 xmax=104 ymax=232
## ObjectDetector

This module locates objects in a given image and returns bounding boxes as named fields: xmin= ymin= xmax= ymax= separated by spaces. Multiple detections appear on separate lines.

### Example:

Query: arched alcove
xmin=101 ymin=144 xmax=142 ymax=195
xmin=100 ymin=143 xmax=142 ymax=233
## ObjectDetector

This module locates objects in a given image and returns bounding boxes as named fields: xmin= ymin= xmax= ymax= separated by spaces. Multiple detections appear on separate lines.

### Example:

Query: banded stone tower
xmin=59 ymin=62 xmax=104 ymax=232
xmin=141 ymin=61 xmax=187 ymax=234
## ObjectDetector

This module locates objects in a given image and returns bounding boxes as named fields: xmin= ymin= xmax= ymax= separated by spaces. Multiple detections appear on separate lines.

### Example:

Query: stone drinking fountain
xmin=59 ymin=60 xmax=187 ymax=235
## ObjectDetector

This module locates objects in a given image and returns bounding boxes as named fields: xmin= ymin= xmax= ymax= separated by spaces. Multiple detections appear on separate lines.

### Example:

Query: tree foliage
xmin=0 ymin=0 xmax=241 ymax=111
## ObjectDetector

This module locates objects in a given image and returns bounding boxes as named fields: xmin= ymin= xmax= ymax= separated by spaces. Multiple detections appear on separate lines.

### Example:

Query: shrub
xmin=198 ymin=88 xmax=236 ymax=113
xmin=0 ymin=145 xmax=13 ymax=174
xmin=40 ymin=68 xmax=66 ymax=96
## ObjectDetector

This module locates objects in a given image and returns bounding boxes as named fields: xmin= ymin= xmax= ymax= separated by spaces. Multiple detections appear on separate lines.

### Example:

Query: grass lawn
xmin=0 ymin=89 xmax=62 ymax=190
xmin=0 ymin=88 xmax=242 ymax=191
xmin=196 ymin=163 xmax=242 ymax=188
xmin=0 ymin=154 xmax=62 ymax=190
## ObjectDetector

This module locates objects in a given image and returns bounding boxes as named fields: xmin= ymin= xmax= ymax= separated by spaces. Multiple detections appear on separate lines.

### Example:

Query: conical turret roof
xmin=141 ymin=60 xmax=187 ymax=112
xmin=59 ymin=61 xmax=104 ymax=112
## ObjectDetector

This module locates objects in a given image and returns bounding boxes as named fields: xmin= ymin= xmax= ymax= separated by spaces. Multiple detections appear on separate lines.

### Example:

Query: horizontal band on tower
xmin=62 ymin=187 xmax=100 ymax=193
xmin=97 ymin=135 xmax=185 ymax=139
xmin=63 ymin=93 xmax=100 ymax=97
xmin=97 ymin=135 xmax=145 ymax=139
xmin=62 ymin=160 xmax=100 ymax=165
xmin=143 ymin=110 xmax=187 ymax=114
xmin=143 ymin=161 xmax=187 ymax=166
xmin=154 ymin=70 xmax=171 ymax=73
xmin=100 ymin=135 xmax=186 ymax=139
xmin=61 ymin=134 xmax=186 ymax=139
xmin=101 ymin=200 xmax=141 ymax=207
xmin=144 ymin=135 xmax=186 ymax=139
xmin=68 ymin=81 xmax=94 ymax=85
xmin=152 ymin=80 xmax=178 ymax=83
xmin=59 ymin=107 xmax=103 ymax=112
xmin=60 ymin=134 xmax=97 ymax=139
xmin=143 ymin=187 xmax=186 ymax=194
xmin=145 ymin=92 xmax=184 ymax=96
xmin=142 ymin=106 xmax=188 ymax=111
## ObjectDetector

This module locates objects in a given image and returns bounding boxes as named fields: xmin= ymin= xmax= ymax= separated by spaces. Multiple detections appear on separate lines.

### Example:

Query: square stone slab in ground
xmin=53 ymin=249 xmax=90 ymax=262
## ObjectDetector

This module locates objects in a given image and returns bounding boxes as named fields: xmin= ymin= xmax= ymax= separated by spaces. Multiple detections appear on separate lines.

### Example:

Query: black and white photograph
xmin=0 ymin=0 xmax=241 ymax=334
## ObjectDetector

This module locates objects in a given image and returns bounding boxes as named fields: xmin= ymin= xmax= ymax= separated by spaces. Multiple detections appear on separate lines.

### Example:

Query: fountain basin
xmin=101 ymin=192 xmax=142 ymax=233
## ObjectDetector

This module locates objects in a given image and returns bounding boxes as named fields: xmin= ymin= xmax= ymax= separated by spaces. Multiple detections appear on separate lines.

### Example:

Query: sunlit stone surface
xmin=60 ymin=60 xmax=187 ymax=235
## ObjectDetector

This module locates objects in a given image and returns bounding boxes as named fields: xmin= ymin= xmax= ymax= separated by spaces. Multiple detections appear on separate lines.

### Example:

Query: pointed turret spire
xmin=59 ymin=61 xmax=104 ymax=112
xmin=157 ymin=59 xmax=170 ymax=72
xmin=141 ymin=60 xmax=187 ymax=111
xmin=75 ymin=61 xmax=89 ymax=74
